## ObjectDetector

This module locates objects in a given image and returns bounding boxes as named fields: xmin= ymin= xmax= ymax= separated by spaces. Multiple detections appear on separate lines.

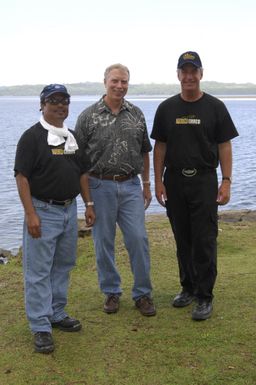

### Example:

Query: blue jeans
xmin=89 ymin=175 xmax=153 ymax=300
xmin=22 ymin=198 xmax=78 ymax=333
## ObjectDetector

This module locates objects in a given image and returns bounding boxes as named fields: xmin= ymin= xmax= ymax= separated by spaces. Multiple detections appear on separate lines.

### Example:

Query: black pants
xmin=164 ymin=169 xmax=218 ymax=301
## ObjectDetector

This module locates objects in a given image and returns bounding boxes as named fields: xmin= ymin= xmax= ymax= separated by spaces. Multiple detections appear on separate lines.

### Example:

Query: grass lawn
xmin=0 ymin=214 xmax=255 ymax=385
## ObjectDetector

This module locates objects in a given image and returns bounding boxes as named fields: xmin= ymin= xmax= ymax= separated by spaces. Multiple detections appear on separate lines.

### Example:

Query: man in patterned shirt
xmin=75 ymin=63 xmax=156 ymax=316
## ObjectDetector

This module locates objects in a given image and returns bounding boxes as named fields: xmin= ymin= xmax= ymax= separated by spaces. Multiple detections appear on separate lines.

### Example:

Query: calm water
xmin=0 ymin=96 xmax=255 ymax=253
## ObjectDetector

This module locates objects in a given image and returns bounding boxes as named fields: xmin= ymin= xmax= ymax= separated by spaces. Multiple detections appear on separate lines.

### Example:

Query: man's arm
xmin=80 ymin=173 xmax=96 ymax=227
xmin=217 ymin=140 xmax=232 ymax=205
xmin=141 ymin=152 xmax=152 ymax=210
xmin=153 ymin=140 xmax=167 ymax=207
xmin=15 ymin=173 xmax=41 ymax=238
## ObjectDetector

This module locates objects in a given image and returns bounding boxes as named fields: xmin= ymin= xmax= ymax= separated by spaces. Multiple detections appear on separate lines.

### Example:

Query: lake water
xmin=0 ymin=96 xmax=255 ymax=253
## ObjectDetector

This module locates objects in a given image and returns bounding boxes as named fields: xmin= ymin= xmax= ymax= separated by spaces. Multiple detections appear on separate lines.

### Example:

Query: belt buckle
xmin=182 ymin=168 xmax=197 ymax=177
xmin=64 ymin=199 xmax=72 ymax=206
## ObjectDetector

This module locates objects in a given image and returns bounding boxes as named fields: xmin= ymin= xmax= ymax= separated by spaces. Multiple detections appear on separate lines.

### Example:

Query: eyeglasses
xmin=44 ymin=96 xmax=70 ymax=105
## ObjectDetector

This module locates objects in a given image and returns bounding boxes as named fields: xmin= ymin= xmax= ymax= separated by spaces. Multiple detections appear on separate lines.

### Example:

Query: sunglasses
xmin=44 ymin=96 xmax=70 ymax=105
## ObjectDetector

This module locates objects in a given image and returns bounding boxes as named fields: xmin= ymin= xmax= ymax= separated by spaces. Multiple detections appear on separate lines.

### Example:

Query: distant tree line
xmin=1 ymin=81 xmax=256 ymax=96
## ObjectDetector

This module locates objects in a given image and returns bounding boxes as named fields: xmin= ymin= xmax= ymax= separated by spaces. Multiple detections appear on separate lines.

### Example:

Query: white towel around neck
xmin=40 ymin=116 xmax=78 ymax=154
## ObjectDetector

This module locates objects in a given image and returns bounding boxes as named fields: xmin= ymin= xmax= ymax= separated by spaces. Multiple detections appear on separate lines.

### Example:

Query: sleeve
xmin=74 ymin=111 xmax=88 ymax=150
xmin=150 ymin=104 xmax=168 ymax=142
xmin=74 ymin=113 xmax=92 ymax=173
xmin=14 ymin=130 xmax=37 ymax=178
xmin=140 ymin=112 xmax=152 ymax=153
xmin=215 ymin=102 xmax=239 ymax=143
xmin=76 ymin=150 xmax=91 ymax=175
xmin=72 ymin=130 xmax=91 ymax=174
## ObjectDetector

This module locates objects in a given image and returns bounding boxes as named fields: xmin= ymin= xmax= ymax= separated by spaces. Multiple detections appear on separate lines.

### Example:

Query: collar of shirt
xmin=97 ymin=96 xmax=132 ymax=115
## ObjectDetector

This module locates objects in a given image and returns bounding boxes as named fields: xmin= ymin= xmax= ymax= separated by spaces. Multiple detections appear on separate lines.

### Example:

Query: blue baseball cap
xmin=40 ymin=84 xmax=70 ymax=101
xmin=177 ymin=51 xmax=202 ymax=69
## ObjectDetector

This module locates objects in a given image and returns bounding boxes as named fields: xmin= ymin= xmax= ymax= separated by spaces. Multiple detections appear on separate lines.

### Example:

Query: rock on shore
xmin=217 ymin=209 xmax=256 ymax=222
xmin=77 ymin=209 xmax=256 ymax=233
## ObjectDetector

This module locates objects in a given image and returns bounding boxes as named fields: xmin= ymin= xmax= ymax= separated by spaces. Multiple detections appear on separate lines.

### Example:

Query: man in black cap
xmin=151 ymin=51 xmax=239 ymax=320
xmin=14 ymin=84 xmax=95 ymax=353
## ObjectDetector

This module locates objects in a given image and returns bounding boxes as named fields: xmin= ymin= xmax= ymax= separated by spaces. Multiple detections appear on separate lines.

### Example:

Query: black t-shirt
xmin=151 ymin=93 xmax=239 ymax=169
xmin=14 ymin=122 xmax=88 ymax=200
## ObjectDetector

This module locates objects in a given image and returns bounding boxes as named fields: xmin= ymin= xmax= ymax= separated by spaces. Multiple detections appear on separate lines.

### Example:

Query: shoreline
xmin=78 ymin=208 xmax=256 ymax=234
xmin=1 ymin=94 xmax=256 ymax=100
xmin=143 ymin=209 xmax=256 ymax=223
xmin=79 ymin=209 xmax=256 ymax=222
xmin=1 ymin=210 xmax=255 ymax=258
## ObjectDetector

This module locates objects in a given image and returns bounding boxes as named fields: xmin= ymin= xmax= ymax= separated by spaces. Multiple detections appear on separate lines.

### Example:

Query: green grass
xmin=1 ymin=215 xmax=256 ymax=385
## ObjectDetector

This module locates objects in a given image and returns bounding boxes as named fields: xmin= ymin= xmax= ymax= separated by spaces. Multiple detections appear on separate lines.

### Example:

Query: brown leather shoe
xmin=103 ymin=294 xmax=120 ymax=313
xmin=135 ymin=296 xmax=156 ymax=316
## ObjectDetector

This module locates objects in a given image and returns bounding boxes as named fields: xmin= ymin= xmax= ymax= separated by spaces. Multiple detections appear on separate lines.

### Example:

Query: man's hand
xmin=85 ymin=207 xmax=96 ymax=227
xmin=217 ymin=180 xmax=231 ymax=205
xmin=26 ymin=212 xmax=41 ymax=238
xmin=143 ymin=184 xmax=152 ymax=210
xmin=155 ymin=181 xmax=167 ymax=207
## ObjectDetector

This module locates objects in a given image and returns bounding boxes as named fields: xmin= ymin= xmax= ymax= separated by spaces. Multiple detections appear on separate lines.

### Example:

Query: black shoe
xmin=192 ymin=300 xmax=213 ymax=321
xmin=172 ymin=290 xmax=194 ymax=307
xmin=51 ymin=316 xmax=82 ymax=332
xmin=34 ymin=332 xmax=54 ymax=354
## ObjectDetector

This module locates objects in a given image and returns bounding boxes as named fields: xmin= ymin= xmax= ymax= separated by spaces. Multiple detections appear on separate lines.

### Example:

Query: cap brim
xmin=178 ymin=60 xmax=201 ymax=69
xmin=40 ymin=91 xmax=70 ymax=101
xmin=45 ymin=91 xmax=70 ymax=98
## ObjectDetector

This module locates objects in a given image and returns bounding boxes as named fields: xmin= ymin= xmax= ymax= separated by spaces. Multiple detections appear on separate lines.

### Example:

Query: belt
xmin=37 ymin=198 xmax=74 ymax=206
xmin=168 ymin=168 xmax=215 ymax=177
xmin=89 ymin=173 xmax=134 ymax=182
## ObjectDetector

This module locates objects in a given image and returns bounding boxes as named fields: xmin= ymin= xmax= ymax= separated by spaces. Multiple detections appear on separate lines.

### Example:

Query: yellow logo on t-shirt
xmin=51 ymin=148 xmax=64 ymax=155
xmin=176 ymin=116 xmax=201 ymax=125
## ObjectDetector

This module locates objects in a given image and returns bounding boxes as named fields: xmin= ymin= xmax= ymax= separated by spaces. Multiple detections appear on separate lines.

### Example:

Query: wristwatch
xmin=85 ymin=201 xmax=94 ymax=207
xmin=222 ymin=176 xmax=232 ymax=183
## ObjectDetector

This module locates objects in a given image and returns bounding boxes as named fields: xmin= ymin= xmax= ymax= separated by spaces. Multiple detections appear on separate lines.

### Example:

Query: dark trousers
xmin=164 ymin=169 xmax=218 ymax=301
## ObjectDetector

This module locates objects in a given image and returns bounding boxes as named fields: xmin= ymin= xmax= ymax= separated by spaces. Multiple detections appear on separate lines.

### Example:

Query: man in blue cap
xmin=151 ymin=51 xmax=238 ymax=320
xmin=14 ymin=84 xmax=95 ymax=353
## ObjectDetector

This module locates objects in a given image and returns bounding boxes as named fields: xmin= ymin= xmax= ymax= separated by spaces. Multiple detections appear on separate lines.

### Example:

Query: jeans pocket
xmin=131 ymin=175 xmax=141 ymax=186
xmin=32 ymin=197 xmax=49 ymax=210
xmin=89 ymin=176 xmax=101 ymax=189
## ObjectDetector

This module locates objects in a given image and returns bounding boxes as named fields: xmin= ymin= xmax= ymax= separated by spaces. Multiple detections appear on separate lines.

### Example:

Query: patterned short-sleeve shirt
xmin=75 ymin=97 xmax=152 ymax=175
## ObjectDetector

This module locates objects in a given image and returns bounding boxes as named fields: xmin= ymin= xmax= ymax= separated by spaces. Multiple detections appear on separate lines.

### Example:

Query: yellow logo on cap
xmin=183 ymin=53 xmax=195 ymax=60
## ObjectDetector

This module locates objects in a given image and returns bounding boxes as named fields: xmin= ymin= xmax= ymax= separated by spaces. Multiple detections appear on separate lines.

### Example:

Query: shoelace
xmin=106 ymin=295 xmax=119 ymax=304
xmin=139 ymin=296 xmax=153 ymax=305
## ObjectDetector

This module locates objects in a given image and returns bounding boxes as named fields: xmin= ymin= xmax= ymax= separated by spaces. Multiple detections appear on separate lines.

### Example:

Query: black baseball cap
xmin=40 ymin=84 xmax=70 ymax=102
xmin=177 ymin=51 xmax=202 ymax=69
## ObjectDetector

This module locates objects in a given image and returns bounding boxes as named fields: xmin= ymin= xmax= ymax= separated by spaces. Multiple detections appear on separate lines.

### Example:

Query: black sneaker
xmin=51 ymin=316 xmax=82 ymax=332
xmin=192 ymin=300 xmax=213 ymax=321
xmin=172 ymin=290 xmax=194 ymax=307
xmin=34 ymin=332 xmax=54 ymax=354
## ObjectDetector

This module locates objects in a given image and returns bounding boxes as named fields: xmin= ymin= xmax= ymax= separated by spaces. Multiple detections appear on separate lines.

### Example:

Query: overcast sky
xmin=1 ymin=0 xmax=255 ymax=86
